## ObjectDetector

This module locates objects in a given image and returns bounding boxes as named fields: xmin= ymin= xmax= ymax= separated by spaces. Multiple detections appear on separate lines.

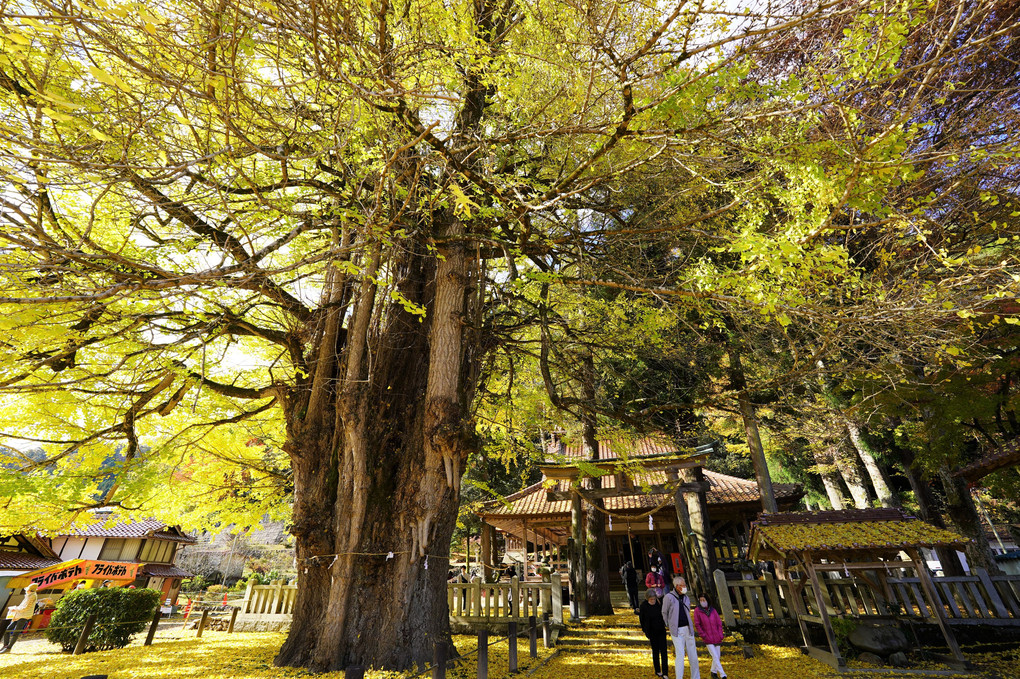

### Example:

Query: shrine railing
xmin=234 ymin=574 xmax=564 ymax=629
xmin=714 ymin=568 xmax=1020 ymax=627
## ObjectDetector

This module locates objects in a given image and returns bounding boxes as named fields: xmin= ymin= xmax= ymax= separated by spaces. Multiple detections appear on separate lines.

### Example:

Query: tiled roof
xmin=546 ymin=436 xmax=680 ymax=460
xmin=480 ymin=469 xmax=803 ymax=518
xmin=66 ymin=518 xmax=196 ymax=544
xmin=747 ymin=509 xmax=969 ymax=559
xmin=141 ymin=564 xmax=193 ymax=578
xmin=0 ymin=551 xmax=62 ymax=571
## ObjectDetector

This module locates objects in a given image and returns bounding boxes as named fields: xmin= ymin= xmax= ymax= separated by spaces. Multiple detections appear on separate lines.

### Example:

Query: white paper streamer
xmin=424 ymin=556 xmax=429 ymax=570
xmin=609 ymin=516 xmax=613 ymax=531
xmin=386 ymin=552 xmax=394 ymax=561
xmin=648 ymin=516 xmax=654 ymax=531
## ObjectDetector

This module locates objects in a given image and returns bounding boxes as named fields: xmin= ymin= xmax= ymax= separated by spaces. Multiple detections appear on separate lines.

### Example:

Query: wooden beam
xmin=910 ymin=550 xmax=967 ymax=666
xmin=805 ymin=557 xmax=846 ymax=668
xmin=546 ymin=481 xmax=710 ymax=502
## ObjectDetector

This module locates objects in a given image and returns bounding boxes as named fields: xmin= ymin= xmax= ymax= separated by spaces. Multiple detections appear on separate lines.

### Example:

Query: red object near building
xmin=671 ymin=553 xmax=684 ymax=574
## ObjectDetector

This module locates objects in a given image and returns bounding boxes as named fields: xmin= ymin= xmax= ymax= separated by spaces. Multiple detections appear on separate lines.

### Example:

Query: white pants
xmin=707 ymin=643 xmax=725 ymax=677
xmin=671 ymin=627 xmax=700 ymax=679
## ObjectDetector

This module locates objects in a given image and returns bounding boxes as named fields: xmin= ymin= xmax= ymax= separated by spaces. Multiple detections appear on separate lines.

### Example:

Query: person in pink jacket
xmin=692 ymin=592 xmax=727 ymax=679
xmin=644 ymin=565 xmax=666 ymax=599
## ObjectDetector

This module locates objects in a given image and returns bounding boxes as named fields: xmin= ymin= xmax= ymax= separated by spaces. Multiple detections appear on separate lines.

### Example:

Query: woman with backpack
xmin=692 ymin=592 xmax=728 ymax=679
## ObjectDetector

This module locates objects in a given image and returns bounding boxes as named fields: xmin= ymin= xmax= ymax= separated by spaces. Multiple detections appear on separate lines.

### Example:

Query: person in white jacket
xmin=1 ymin=582 xmax=39 ymax=653
xmin=661 ymin=576 xmax=700 ymax=679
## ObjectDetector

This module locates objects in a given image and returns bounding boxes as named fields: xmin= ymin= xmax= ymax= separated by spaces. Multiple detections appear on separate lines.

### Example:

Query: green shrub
xmin=45 ymin=587 xmax=161 ymax=653
xmin=181 ymin=575 xmax=209 ymax=592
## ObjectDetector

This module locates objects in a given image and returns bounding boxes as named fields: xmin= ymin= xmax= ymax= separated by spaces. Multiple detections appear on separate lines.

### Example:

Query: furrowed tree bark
xmin=835 ymin=442 xmax=871 ymax=509
xmin=274 ymin=222 xmax=473 ymax=672
xmin=938 ymin=466 xmax=1002 ymax=575
xmin=845 ymin=420 xmax=897 ymax=508
xmin=581 ymin=379 xmax=613 ymax=615
xmin=813 ymin=445 xmax=847 ymax=510
xmin=725 ymin=338 xmax=778 ymax=514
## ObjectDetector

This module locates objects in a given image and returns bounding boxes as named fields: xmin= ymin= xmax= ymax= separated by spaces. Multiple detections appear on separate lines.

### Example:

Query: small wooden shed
xmin=748 ymin=509 xmax=971 ymax=670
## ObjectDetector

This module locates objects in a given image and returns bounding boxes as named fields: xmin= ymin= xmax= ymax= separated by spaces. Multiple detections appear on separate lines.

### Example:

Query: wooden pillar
xmin=805 ymin=557 xmax=845 ymax=668
xmin=681 ymin=466 xmax=716 ymax=596
xmin=570 ymin=490 xmax=587 ymax=619
xmin=673 ymin=476 xmax=709 ymax=597
xmin=481 ymin=522 xmax=493 ymax=582
xmin=522 ymin=519 xmax=529 ymax=581
xmin=910 ymin=551 xmax=966 ymax=666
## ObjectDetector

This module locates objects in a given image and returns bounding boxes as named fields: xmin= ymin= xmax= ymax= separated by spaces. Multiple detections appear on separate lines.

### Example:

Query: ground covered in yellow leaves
xmin=0 ymin=620 xmax=1017 ymax=679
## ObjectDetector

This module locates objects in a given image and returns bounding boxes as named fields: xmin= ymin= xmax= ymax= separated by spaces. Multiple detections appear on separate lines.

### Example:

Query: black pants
xmin=2 ymin=619 xmax=29 ymax=650
xmin=649 ymin=632 xmax=669 ymax=676
xmin=626 ymin=584 xmax=639 ymax=609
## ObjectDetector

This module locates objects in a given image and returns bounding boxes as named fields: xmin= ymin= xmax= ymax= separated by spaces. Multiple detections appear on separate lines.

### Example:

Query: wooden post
xmin=477 ymin=629 xmax=489 ymax=679
xmin=714 ymin=570 xmax=736 ymax=628
xmin=510 ymin=576 xmax=520 ymax=618
xmin=673 ymin=482 xmax=707 ymax=597
xmin=346 ymin=666 xmax=365 ymax=679
xmin=529 ymin=615 xmax=537 ymax=658
xmin=227 ymin=606 xmax=239 ymax=633
xmin=542 ymin=611 xmax=552 ymax=648
xmin=144 ymin=609 xmax=161 ymax=646
xmin=196 ymin=609 xmax=209 ymax=638
xmin=508 ymin=621 xmax=519 ymax=673
xmin=242 ymin=580 xmax=254 ymax=614
xmin=271 ymin=579 xmax=284 ymax=614
xmin=911 ymin=551 xmax=966 ymax=665
xmin=433 ymin=641 xmax=447 ymax=679
xmin=570 ymin=491 xmax=586 ymax=619
xmin=551 ymin=572 xmax=563 ymax=624
xmin=973 ymin=567 xmax=1010 ymax=619
xmin=805 ymin=558 xmax=845 ymax=668
xmin=522 ymin=519 xmax=529 ymax=583
xmin=73 ymin=614 xmax=98 ymax=655
xmin=481 ymin=522 xmax=493 ymax=582
xmin=764 ymin=572 xmax=784 ymax=620
xmin=473 ymin=579 xmax=483 ymax=617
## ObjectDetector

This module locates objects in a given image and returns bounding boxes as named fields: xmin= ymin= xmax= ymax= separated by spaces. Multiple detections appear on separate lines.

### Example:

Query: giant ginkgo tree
xmin=1 ymin=0 xmax=1015 ymax=672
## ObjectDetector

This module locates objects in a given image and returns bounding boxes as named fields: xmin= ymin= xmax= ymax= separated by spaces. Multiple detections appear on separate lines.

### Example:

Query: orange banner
xmin=11 ymin=559 xmax=141 ymax=589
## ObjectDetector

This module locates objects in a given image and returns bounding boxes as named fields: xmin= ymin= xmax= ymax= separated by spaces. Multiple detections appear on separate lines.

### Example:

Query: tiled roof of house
xmin=748 ymin=509 xmax=969 ymax=559
xmin=66 ymin=518 xmax=196 ymax=544
xmin=480 ymin=469 xmax=802 ymax=518
xmin=0 ymin=551 xmax=62 ymax=571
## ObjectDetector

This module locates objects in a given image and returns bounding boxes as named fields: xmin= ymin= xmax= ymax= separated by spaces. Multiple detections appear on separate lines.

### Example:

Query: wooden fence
xmin=714 ymin=567 xmax=1020 ymax=628
xmin=235 ymin=574 xmax=564 ymax=631
xmin=448 ymin=574 xmax=564 ymax=626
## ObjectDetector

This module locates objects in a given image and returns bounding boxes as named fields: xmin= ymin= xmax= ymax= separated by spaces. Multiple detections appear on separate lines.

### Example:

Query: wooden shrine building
xmin=748 ymin=509 xmax=972 ymax=670
xmin=477 ymin=437 xmax=803 ymax=597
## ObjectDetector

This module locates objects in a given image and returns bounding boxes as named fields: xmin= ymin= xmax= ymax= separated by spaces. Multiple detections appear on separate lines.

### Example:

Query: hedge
xmin=45 ymin=587 xmax=161 ymax=653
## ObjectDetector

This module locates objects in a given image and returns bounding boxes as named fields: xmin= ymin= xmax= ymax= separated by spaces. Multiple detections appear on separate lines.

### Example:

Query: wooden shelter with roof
xmin=748 ymin=509 xmax=972 ymax=670
xmin=477 ymin=436 xmax=803 ymax=612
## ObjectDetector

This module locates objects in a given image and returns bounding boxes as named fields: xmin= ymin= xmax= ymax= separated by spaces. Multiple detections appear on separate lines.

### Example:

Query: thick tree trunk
xmin=275 ymin=219 xmax=475 ymax=672
xmin=581 ymin=396 xmax=613 ymax=615
xmin=835 ymin=442 xmax=871 ymax=508
xmin=813 ymin=445 xmax=846 ymax=510
xmin=845 ymin=420 xmax=897 ymax=508
xmin=893 ymin=439 xmax=966 ymax=576
xmin=726 ymin=340 xmax=778 ymax=514
xmin=938 ymin=466 xmax=1003 ymax=575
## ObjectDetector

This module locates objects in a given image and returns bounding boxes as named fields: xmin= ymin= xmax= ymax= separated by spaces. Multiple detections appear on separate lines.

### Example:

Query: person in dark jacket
xmin=639 ymin=588 xmax=669 ymax=678
xmin=649 ymin=547 xmax=671 ymax=581
xmin=620 ymin=560 xmax=640 ymax=612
